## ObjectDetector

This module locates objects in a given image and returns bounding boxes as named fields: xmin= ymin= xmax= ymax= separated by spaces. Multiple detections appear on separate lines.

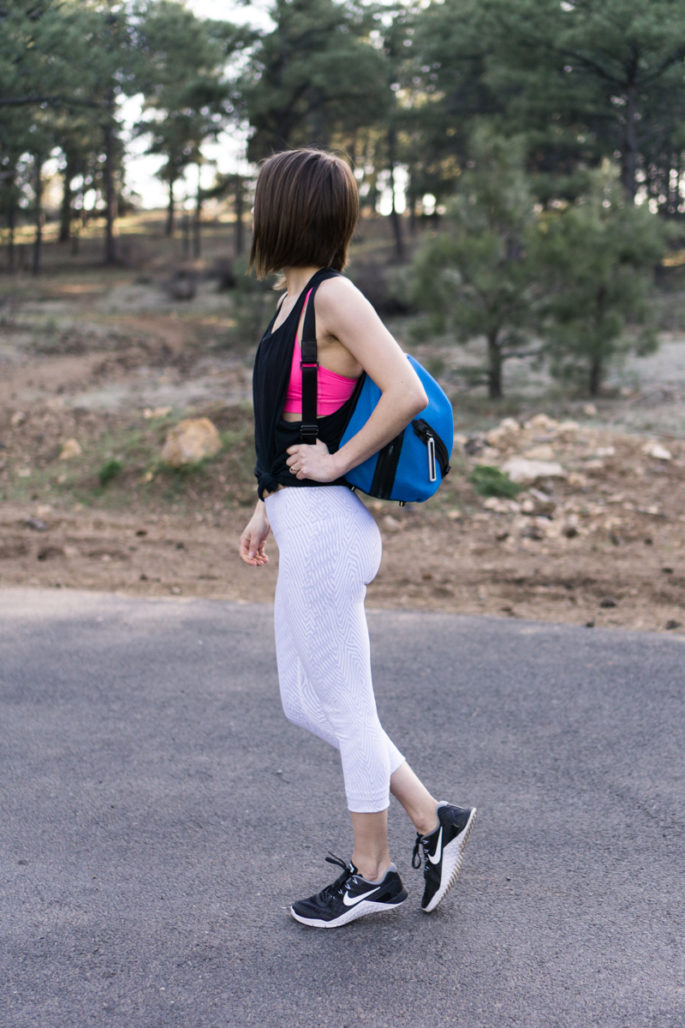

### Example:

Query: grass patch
xmin=1 ymin=408 xmax=258 ymax=514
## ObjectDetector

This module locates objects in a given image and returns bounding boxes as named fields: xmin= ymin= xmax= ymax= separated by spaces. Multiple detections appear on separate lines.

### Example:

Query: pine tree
xmin=243 ymin=0 xmax=389 ymax=160
xmin=133 ymin=0 xmax=248 ymax=243
xmin=410 ymin=128 xmax=541 ymax=399
xmin=534 ymin=163 xmax=667 ymax=396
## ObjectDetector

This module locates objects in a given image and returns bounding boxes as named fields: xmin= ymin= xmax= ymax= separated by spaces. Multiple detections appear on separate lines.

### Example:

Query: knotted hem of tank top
xmin=257 ymin=471 xmax=279 ymax=500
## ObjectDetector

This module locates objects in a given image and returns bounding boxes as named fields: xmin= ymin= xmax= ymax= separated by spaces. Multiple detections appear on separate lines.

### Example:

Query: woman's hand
xmin=239 ymin=502 xmax=270 ymax=566
xmin=286 ymin=439 xmax=340 ymax=482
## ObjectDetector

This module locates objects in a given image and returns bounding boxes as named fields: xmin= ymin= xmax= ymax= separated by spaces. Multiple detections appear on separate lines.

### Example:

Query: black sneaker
xmin=290 ymin=853 xmax=408 ymax=928
xmin=412 ymin=803 xmax=477 ymax=913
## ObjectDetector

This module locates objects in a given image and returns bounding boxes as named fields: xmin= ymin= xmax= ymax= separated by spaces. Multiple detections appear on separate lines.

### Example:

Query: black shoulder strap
xmin=299 ymin=269 xmax=339 ymax=443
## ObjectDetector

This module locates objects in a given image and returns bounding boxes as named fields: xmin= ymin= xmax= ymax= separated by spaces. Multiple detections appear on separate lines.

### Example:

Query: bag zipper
xmin=369 ymin=420 xmax=450 ymax=500
xmin=412 ymin=419 xmax=451 ymax=479
xmin=370 ymin=432 xmax=404 ymax=499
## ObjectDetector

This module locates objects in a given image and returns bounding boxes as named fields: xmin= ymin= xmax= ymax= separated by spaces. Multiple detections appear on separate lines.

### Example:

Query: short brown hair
xmin=249 ymin=149 xmax=359 ymax=277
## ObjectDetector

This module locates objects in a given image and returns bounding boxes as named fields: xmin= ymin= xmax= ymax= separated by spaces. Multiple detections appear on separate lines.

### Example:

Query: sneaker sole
xmin=423 ymin=806 xmax=477 ymax=914
xmin=290 ymin=893 xmax=408 ymax=929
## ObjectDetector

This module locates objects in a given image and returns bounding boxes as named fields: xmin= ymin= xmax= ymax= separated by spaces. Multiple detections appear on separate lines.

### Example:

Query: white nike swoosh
xmin=428 ymin=826 xmax=443 ymax=865
xmin=343 ymin=885 xmax=381 ymax=907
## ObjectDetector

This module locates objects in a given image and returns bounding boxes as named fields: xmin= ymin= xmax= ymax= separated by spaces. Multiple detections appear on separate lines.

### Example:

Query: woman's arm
xmin=286 ymin=276 xmax=427 ymax=483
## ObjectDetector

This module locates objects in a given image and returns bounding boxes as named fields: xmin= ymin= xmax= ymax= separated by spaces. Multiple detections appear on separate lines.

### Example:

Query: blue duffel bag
xmin=299 ymin=281 xmax=453 ymax=504
xmin=337 ymin=355 xmax=453 ymax=503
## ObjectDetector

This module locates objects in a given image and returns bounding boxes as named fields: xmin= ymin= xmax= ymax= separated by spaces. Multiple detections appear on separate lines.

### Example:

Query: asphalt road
xmin=1 ymin=588 xmax=683 ymax=1028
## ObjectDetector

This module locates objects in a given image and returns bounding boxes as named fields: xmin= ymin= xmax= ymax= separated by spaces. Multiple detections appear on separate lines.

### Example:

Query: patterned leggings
xmin=265 ymin=486 xmax=405 ymax=813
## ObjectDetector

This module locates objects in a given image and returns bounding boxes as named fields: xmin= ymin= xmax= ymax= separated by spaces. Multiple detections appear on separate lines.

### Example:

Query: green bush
xmin=468 ymin=464 xmax=521 ymax=498
xmin=98 ymin=459 xmax=123 ymax=486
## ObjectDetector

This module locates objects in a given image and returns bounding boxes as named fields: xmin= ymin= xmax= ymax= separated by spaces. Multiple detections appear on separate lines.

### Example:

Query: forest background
xmin=1 ymin=0 xmax=685 ymax=634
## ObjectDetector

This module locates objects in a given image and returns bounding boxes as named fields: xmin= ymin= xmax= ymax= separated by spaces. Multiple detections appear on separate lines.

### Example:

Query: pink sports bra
xmin=282 ymin=328 xmax=358 ymax=416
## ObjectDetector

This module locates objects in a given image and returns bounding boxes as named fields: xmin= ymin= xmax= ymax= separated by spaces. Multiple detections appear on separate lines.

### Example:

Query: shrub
xmin=98 ymin=459 xmax=123 ymax=486
xmin=468 ymin=464 xmax=521 ymax=498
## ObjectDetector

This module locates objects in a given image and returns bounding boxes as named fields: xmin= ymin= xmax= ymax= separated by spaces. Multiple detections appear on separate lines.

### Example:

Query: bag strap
xmin=299 ymin=287 xmax=319 ymax=442
xmin=296 ymin=268 xmax=341 ymax=442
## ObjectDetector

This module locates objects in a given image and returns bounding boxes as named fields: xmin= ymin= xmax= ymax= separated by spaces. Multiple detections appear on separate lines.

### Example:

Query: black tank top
xmin=252 ymin=268 xmax=360 ymax=500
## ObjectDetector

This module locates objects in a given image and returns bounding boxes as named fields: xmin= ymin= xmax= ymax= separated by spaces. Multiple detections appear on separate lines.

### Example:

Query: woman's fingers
xmin=239 ymin=532 xmax=269 ymax=566
xmin=286 ymin=440 xmax=334 ymax=481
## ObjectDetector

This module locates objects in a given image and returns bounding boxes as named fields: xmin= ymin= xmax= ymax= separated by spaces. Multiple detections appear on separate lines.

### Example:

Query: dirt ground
xmin=1 ymin=267 xmax=684 ymax=636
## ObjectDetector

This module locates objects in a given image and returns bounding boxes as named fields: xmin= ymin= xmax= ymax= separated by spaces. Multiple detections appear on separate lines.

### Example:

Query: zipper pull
xmin=427 ymin=436 xmax=437 ymax=482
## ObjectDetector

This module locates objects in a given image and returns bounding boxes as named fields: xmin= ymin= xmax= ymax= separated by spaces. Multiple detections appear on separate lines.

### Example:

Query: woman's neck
xmin=282 ymin=265 xmax=324 ymax=298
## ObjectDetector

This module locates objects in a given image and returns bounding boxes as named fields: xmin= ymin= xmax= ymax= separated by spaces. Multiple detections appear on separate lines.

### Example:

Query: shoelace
xmin=320 ymin=852 xmax=357 ymax=899
xmin=411 ymin=832 xmax=430 ymax=871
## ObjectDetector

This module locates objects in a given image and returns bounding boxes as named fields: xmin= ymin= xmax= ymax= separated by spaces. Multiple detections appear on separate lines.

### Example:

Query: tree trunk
xmin=182 ymin=211 xmax=190 ymax=258
xmin=59 ymin=153 xmax=73 ymax=243
xmin=234 ymin=175 xmax=245 ymax=257
xmin=309 ymin=87 xmax=328 ymax=149
xmin=589 ymin=291 xmax=607 ymax=396
xmin=669 ymin=155 xmax=681 ymax=217
xmin=7 ymin=169 xmax=17 ymax=272
xmin=487 ymin=332 xmax=503 ymax=399
xmin=103 ymin=90 xmax=118 ymax=264
xmin=193 ymin=167 xmax=202 ymax=259
xmin=387 ymin=126 xmax=405 ymax=262
xmin=72 ymin=184 xmax=83 ymax=255
xmin=621 ymin=86 xmax=639 ymax=201
xmin=32 ymin=155 xmax=43 ymax=277
xmin=166 ymin=177 xmax=175 ymax=237
xmin=80 ymin=180 xmax=89 ymax=228
xmin=408 ymin=187 xmax=417 ymax=236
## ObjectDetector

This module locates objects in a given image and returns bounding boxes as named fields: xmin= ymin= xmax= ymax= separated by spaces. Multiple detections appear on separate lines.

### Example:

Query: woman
xmin=239 ymin=148 xmax=476 ymax=929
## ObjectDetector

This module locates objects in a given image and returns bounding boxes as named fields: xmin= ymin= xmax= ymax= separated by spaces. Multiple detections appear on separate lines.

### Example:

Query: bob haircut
xmin=249 ymin=149 xmax=359 ymax=278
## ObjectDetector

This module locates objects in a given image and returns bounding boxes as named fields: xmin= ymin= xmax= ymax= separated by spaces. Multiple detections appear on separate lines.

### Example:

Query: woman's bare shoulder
xmin=314 ymin=274 xmax=374 ymax=322
xmin=317 ymin=273 xmax=366 ymax=303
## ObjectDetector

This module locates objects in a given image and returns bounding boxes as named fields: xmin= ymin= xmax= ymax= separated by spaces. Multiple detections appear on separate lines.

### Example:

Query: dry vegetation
xmin=1 ymin=214 xmax=684 ymax=634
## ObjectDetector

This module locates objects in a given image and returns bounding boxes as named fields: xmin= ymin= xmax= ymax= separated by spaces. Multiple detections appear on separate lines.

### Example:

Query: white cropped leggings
xmin=265 ymin=486 xmax=405 ymax=813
